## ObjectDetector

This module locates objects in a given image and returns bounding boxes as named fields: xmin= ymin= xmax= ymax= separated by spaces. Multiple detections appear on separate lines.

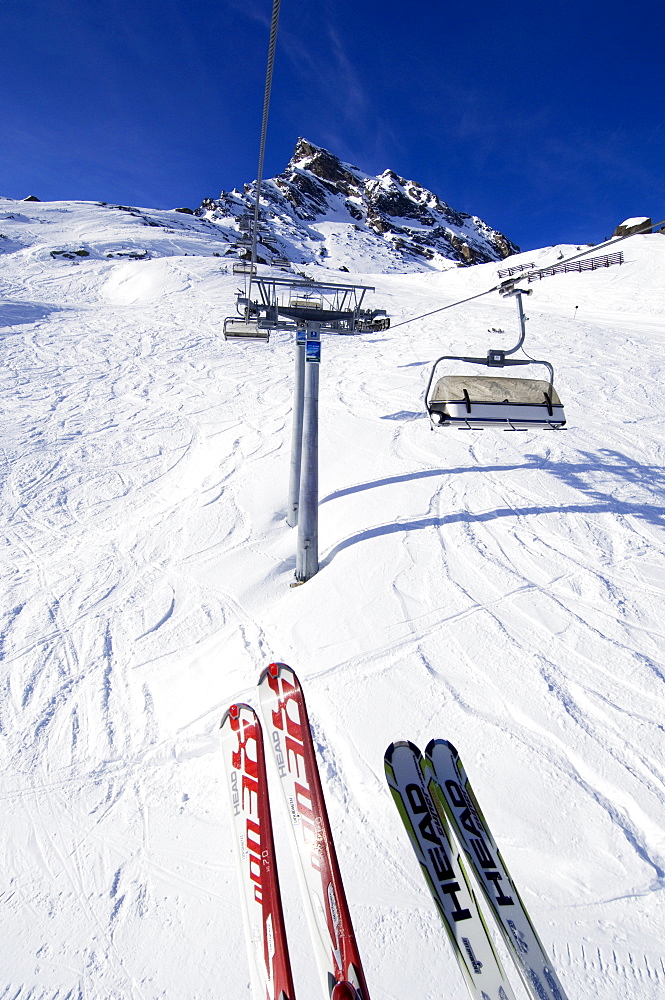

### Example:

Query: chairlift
xmin=280 ymin=304 xmax=354 ymax=323
xmin=233 ymin=261 xmax=257 ymax=276
xmin=223 ymin=316 xmax=269 ymax=341
xmin=280 ymin=288 xmax=355 ymax=325
xmin=223 ymin=299 xmax=269 ymax=342
xmin=425 ymin=288 xmax=566 ymax=430
xmin=223 ymin=275 xmax=387 ymax=337
xmin=289 ymin=292 xmax=322 ymax=311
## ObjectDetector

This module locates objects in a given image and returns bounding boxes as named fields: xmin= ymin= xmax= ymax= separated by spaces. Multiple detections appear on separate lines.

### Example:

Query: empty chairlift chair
xmin=425 ymin=288 xmax=566 ymax=430
xmin=427 ymin=365 xmax=565 ymax=429
xmin=224 ymin=295 xmax=268 ymax=342
xmin=224 ymin=279 xmax=270 ymax=342
xmin=223 ymin=316 xmax=269 ymax=341
xmin=232 ymin=261 xmax=257 ymax=276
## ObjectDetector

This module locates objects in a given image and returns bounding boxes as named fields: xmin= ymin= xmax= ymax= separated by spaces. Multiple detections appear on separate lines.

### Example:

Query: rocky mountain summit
xmin=199 ymin=138 xmax=519 ymax=273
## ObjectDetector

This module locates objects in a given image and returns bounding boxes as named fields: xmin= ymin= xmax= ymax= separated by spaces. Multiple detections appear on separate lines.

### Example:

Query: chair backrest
xmin=429 ymin=375 xmax=565 ymax=428
xmin=223 ymin=319 xmax=269 ymax=342
xmin=431 ymin=375 xmax=561 ymax=406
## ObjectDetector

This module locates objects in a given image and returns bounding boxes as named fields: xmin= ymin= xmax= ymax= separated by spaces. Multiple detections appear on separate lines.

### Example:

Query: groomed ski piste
xmin=1 ymin=197 xmax=664 ymax=999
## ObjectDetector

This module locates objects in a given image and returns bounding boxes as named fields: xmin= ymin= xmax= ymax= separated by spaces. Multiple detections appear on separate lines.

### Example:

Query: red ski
xmin=258 ymin=663 xmax=371 ymax=1000
xmin=221 ymin=702 xmax=296 ymax=1000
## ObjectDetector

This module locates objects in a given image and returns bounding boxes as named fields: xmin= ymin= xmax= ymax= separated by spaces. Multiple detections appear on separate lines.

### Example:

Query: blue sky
xmin=2 ymin=0 xmax=663 ymax=250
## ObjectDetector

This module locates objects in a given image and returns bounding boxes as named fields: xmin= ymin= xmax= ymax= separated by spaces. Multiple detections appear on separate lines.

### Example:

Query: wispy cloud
xmin=226 ymin=0 xmax=272 ymax=28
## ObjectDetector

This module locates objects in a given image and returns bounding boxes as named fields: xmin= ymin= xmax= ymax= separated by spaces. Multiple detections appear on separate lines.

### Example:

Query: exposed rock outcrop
xmin=198 ymin=138 xmax=519 ymax=272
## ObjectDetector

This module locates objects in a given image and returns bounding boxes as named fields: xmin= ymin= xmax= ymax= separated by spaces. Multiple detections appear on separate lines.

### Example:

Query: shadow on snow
xmin=318 ymin=448 xmax=665 ymax=565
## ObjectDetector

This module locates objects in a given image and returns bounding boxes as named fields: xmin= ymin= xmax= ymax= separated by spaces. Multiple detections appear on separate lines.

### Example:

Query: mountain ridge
xmin=199 ymin=137 xmax=519 ymax=273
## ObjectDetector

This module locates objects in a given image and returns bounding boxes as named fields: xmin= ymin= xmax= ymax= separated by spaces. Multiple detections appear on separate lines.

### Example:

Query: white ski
xmin=385 ymin=740 xmax=516 ymax=1000
xmin=425 ymin=739 xmax=568 ymax=1000
xmin=221 ymin=702 xmax=296 ymax=1000
xmin=258 ymin=662 xmax=370 ymax=1000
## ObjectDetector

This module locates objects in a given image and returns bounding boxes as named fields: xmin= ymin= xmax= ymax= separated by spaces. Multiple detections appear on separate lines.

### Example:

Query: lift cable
xmin=248 ymin=0 xmax=281 ymax=284
xmin=390 ymin=216 xmax=664 ymax=333
xmin=389 ymin=286 xmax=503 ymax=331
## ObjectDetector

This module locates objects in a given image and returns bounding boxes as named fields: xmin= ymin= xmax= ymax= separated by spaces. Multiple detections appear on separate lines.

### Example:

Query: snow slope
xmin=1 ymin=198 xmax=664 ymax=1000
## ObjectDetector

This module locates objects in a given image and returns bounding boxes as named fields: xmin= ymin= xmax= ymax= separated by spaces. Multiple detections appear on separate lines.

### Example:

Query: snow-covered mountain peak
xmin=286 ymin=137 xmax=370 ymax=188
xmin=199 ymin=138 xmax=519 ymax=272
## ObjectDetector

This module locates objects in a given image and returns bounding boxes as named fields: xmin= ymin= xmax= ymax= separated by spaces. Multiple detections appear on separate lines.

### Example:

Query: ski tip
xmin=425 ymin=738 xmax=459 ymax=759
xmin=384 ymin=739 xmax=422 ymax=764
xmin=331 ymin=982 xmax=359 ymax=1000
xmin=259 ymin=661 xmax=293 ymax=684
xmin=220 ymin=702 xmax=257 ymax=729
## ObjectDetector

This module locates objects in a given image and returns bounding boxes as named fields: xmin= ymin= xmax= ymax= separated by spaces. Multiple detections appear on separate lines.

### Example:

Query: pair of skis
xmin=221 ymin=663 xmax=370 ymax=1000
xmin=385 ymin=740 xmax=568 ymax=1000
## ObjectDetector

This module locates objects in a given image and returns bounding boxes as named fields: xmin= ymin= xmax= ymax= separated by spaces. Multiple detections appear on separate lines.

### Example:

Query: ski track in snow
xmin=1 ymin=200 xmax=664 ymax=998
